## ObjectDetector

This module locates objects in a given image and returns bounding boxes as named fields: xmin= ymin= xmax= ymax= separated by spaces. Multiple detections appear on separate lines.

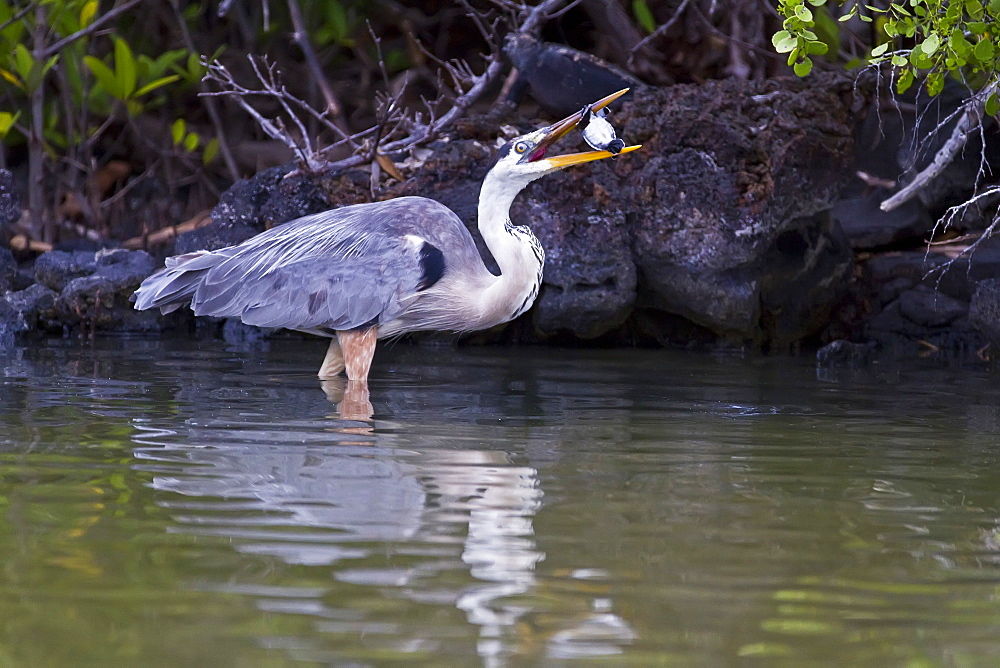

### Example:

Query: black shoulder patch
xmin=416 ymin=241 xmax=445 ymax=291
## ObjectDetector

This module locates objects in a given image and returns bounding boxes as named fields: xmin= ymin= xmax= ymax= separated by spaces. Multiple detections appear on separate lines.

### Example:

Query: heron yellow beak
xmin=544 ymin=143 xmax=642 ymax=168
xmin=526 ymin=88 xmax=641 ymax=166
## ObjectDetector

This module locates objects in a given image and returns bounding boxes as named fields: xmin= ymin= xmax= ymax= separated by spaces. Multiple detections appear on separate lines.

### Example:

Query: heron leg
xmin=336 ymin=327 xmax=379 ymax=382
xmin=318 ymin=338 xmax=346 ymax=379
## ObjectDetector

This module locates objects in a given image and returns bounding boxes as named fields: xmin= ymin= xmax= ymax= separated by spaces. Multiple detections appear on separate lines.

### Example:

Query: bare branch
xmin=286 ymin=0 xmax=348 ymax=126
xmin=206 ymin=0 xmax=570 ymax=178
xmin=881 ymin=80 xmax=999 ymax=212
xmin=629 ymin=0 xmax=693 ymax=58
xmin=203 ymin=57 xmax=326 ymax=172
xmin=0 ymin=1 xmax=38 ymax=35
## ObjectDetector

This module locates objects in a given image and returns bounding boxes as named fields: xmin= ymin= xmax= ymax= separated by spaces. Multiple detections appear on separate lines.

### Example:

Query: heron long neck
xmin=477 ymin=173 xmax=542 ymax=279
xmin=475 ymin=172 xmax=545 ymax=323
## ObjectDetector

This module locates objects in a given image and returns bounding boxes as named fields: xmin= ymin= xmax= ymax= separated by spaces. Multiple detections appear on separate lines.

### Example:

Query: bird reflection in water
xmin=320 ymin=378 xmax=374 ymax=421
xmin=134 ymin=378 xmax=635 ymax=663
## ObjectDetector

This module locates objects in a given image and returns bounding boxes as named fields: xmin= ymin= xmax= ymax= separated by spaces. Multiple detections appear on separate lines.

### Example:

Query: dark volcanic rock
xmin=867 ymin=284 xmax=981 ymax=353
xmin=159 ymin=74 xmax=862 ymax=346
xmin=386 ymin=74 xmax=861 ymax=343
xmin=0 ymin=283 xmax=58 ymax=333
xmin=930 ymin=236 xmax=1000 ymax=302
xmin=523 ymin=194 xmax=637 ymax=337
xmin=897 ymin=285 xmax=967 ymax=327
xmin=56 ymin=249 xmax=159 ymax=330
xmin=0 ymin=169 xmax=18 ymax=229
xmin=34 ymin=250 xmax=98 ymax=291
xmin=9 ymin=249 xmax=160 ymax=333
xmin=816 ymin=339 xmax=876 ymax=368
xmin=624 ymin=74 xmax=859 ymax=344
xmin=502 ymin=33 xmax=644 ymax=117
xmin=176 ymin=164 xmax=330 ymax=253
xmin=832 ymin=192 xmax=932 ymax=249
xmin=970 ymin=278 xmax=1000 ymax=347
xmin=0 ymin=246 xmax=15 ymax=292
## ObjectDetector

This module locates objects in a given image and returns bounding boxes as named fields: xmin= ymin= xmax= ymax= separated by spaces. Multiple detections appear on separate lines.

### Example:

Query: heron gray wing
xmin=188 ymin=197 xmax=467 ymax=329
xmin=233 ymin=250 xmax=424 ymax=330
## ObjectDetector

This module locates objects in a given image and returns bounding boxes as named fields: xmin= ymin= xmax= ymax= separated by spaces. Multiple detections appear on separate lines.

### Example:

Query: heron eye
xmin=514 ymin=141 xmax=529 ymax=154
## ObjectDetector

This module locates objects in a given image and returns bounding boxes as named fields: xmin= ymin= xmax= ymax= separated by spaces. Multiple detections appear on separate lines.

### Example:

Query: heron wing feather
xmin=184 ymin=197 xmax=476 ymax=330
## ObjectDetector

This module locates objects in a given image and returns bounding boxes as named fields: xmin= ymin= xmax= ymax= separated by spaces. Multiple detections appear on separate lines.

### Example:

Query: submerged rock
xmin=816 ymin=339 xmax=876 ymax=368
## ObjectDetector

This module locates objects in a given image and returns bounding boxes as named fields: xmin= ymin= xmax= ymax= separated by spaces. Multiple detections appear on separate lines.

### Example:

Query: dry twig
xmin=881 ymin=80 xmax=999 ymax=212
xmin=203 ymin=0 xmax=569 ymax=176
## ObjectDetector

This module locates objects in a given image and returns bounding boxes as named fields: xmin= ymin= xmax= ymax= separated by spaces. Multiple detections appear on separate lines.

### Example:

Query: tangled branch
xmin=202 ymin=0 xmax=569 ymax=176
xmin=881 ymin=80 xmax=999 ymax=213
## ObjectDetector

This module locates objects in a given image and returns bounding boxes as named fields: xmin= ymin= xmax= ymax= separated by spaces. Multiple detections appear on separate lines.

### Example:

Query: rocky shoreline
xmin=2 ymin=73 xmax=998 ymax=364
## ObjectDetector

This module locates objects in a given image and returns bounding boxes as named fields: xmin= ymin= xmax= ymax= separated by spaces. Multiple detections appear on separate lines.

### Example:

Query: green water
xmin=2 ymin=337 xmax=1000 ymax=666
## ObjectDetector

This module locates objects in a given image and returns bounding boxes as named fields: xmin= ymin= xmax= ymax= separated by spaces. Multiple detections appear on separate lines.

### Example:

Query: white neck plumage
xmin=475 ymin=171 xmax=545 ymax=323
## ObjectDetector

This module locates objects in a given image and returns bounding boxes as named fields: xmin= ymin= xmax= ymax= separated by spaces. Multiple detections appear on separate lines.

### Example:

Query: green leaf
xmin=41 ymin=55 xmax=58 ymax=79
xmin=134 ymin=74 xmax=180 ymax=98
xmin=171 ymin=119 xmax=186 ymax=146
xmin=987 ymin=91 xmax=1000 ymax=116
xmin=871 ymin=42 xmax=889 ymax=56
xmin=795 ymin=5 xmax=814 ymax=21
xmin=183 ymin=132 xmax=198 ymax=152
xmin=325 ymin=1 xmax=350 ymax=43
xmin=203 ymin=137 xmax=220 ymax=165
xmin=0 ymin=68 xmax=23 ymax=90
xmin=793 ymin=58 xmax=813 ymax=76
xmin=632 ymin=0 xmax=656 ymax=34
xmin=84 ymin=55 xmax=120 ymax=99
xmin=926 ymin=70 xmax=944 ymax=96
xmin=113 ymin=37 xmax=137 ymax=99
xmin=974 ymin=39 xmax=995 ymax=62
xmin=950 ymin=30 xmax=973 ymax=57
xmin=12 ymin=44 xmax=34 ymax=84
xmin=772 ymin=30 xmax=798 ymax=53
xmin=806 ymin=40 xmax=829 ymax=55
xmin=80 ymin=0 xmax=98 ymax=27
xmin=0 ymin=111 xmax=20 ymax=138
xmin=891 ymin=53 xmax=908 ymax=66
xmin=920 ymin=33 xmax=940 ymax=55
xmin=897 ymin=68 xmax=915 ymax=93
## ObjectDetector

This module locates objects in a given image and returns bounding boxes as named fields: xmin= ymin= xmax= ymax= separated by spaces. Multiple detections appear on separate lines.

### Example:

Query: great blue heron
xmin=133 ymin=89 xmax=639 ymax=382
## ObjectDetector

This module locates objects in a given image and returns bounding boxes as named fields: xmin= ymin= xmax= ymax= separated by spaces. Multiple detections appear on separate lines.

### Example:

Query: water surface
xmin=2 ymin=337 xmax=999 ymax=665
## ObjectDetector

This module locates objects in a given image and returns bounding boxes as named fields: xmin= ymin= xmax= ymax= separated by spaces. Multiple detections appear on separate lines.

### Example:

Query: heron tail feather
xmin=131 ymin=250 xmax=220 ymax=314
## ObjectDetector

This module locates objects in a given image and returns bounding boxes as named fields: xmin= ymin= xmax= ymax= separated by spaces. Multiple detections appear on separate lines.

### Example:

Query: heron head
xmin=489 ymin=88 xmax=641 ymax=185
